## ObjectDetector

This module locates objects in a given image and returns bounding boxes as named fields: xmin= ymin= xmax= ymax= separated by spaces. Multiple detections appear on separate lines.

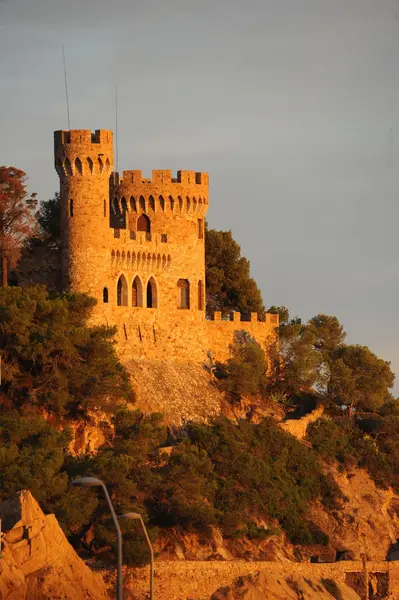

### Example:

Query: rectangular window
xmin=198 ymin=219 xmax=204 ymax=239
xmin=130 ymin=231 xmax=136 ymax=240
xmin=114 ymin=229 xmax=120 ymax=238
xmin=161 ymin=233 xmax=167 ymax=243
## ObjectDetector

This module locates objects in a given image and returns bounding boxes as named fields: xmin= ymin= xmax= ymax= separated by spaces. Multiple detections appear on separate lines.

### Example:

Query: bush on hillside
xmin=214 ymin=333 xmax=267 ymax=400
xmin=0 ymin=286 xmax=134 ymax=417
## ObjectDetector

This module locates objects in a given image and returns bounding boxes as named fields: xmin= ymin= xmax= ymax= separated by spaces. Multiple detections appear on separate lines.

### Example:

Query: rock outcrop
xmin=0 ymin=490 xmax=109 ymax=600
xmin=211 ymin=570 xmax=361 ymax=600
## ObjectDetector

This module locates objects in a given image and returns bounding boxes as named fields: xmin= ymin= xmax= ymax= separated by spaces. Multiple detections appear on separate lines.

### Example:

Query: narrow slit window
xmin=69 ymin=199 xmax=74 ymax=217
xmin=104 ymin=199 xmax=107 ymax=217
xmin=197 ymin=219 xmax=204 ymax=239
xmin=103 ymin=287 xmax=109 ymax=303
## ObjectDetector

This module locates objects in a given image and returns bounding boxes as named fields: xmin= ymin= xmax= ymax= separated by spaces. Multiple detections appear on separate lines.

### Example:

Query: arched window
xmin=132 ymin=276 xmax=143 ymax=307
xmin=137 ymin=214 xmax=151 ymax=233
xmin=103 ymin=287 xmax=109 ymax=303
xmin=198 ymin=280 xmax=204 ymax=311
xmin=87 ymin=157 xmax=94 ymax=173
xmin=178 ymin=279 xmax=190 ymax=309
xmin=121 ymin=197 xmax=128 ymax=213
xmin=75 ymin=157 xmax=82 ymax=175
xmin=146 ymin=277 xmax=157 ymax=308
xmin=69 ymin=199 xmax=74 ymax=217
xmin=117 ymin=275 xmax=128 ymax=306
xmin=98 ymin=157 xmax=104 ymax=174
xmin=64 ymin=158 xmax=72 ymax=176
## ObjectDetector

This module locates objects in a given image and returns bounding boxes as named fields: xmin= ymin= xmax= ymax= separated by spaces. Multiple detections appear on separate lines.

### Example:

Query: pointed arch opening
xmin=137 ymin=213 xmax=151 ymax=235
xmin=178 ymin=279 xmax=190 ymax=309
xmin=87 ymin=157 xmax=94 ymax=173
xmin=117 ymin=275 xmax=128 ymax=306
xmin=121 ymin=197 xmax=128 ymax=213
xmin=159 ymin=196 xmax=165 ymax=212
xmin=149 ymin=195 xmax=155 ymax=211
xmin=139 ymin=195 xmax=146 ymax=212
xmin=132 ymin=276 xmax=143 ymax=307
xmin=75 ymin=157 xmax=82 ymax=175
xmin=146 ymin=277 xmax=158 ymax=308
xmin=64 ymin=158 xmax=72 ymax=176
xmin=98 ymin=157 xmax=104 ymax=174
xmin=130 ymin=196 xmax=137 ymax=212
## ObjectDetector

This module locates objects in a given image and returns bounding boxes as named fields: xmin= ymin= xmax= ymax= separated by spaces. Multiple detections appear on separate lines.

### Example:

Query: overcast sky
xmin=1 ymin=0 xmax=398 ymax=393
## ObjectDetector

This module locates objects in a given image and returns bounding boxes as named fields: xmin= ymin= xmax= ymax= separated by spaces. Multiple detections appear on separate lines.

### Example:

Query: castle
xmin=53 ymin=129 xmax=278 ymax=364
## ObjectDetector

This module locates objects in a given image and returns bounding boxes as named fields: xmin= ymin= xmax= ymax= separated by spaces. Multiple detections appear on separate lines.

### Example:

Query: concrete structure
xmin=54 ymin=129 xmax=278 ymax=364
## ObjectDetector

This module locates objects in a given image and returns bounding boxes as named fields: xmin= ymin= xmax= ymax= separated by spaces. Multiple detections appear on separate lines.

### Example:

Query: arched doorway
xmin=117 ymin=275 xmax=128 ymax=306
xmin=132 ymin=276 xmax=143 ymax=307
xmin=146 ymin=277 xmax=157 ymax=308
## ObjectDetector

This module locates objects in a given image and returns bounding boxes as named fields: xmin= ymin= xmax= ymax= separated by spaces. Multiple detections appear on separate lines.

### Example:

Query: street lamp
xmin=72 ymin=477 xmax=123 ymax=600
xmin=120 ymin=512 xmax=154 ymax=600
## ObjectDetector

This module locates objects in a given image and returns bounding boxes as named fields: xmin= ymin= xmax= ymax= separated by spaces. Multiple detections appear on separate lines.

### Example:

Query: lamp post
xmin=72 ymin=477 xmax=123 ymax=600
xmin=120 ymin=512 xmax=154 ymax=600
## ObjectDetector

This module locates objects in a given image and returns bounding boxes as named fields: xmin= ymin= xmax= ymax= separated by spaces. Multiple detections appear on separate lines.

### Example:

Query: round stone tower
xmin=54 ymin=129 xmax=114 ymax=295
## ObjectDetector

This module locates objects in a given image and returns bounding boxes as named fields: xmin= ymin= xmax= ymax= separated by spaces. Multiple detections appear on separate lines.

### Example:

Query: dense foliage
xmin=63 ymin=412 xmax=337 ymax=563
xmin=205 ymin=226 xmax=265 ymax=319
xmin=214 ymin=332 xmax=267 ymax=400
xmin=0 ymin=166 xmax=38 ymax=286
xmin=0 ymin=286 xmax=133 ymax=417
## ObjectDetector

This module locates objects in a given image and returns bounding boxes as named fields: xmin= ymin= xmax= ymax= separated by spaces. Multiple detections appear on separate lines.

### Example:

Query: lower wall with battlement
xmin=90 ymin=305 xmax=278 ymax=366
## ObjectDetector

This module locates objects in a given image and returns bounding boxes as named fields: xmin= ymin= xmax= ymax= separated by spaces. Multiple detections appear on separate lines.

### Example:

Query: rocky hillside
xmin=0 ymin=491 xmax=109 ymax=600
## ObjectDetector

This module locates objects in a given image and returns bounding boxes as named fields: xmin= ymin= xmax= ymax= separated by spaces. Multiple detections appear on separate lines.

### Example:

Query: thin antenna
xmin=62 ymin=45 xmax=71 ymax=130
xmin=115 ymin=85 xmax=119 ymax=172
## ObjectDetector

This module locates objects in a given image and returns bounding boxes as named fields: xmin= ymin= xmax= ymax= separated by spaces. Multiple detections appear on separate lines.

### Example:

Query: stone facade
xmin=54 ymin=129 xmax=278 ymax=365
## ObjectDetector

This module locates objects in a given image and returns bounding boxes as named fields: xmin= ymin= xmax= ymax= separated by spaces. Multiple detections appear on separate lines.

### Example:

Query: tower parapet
xmin=54 ymin=129 xmax=113 ymax=178
xmin=111 ymin=169 xmax=208 ymax=216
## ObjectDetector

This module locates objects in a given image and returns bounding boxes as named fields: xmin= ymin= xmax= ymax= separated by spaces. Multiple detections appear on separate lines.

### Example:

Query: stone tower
xmin=54 ymin=129 xmax=114 ymax=295
xmin=54 ymin=129 xmax=209 ymax=319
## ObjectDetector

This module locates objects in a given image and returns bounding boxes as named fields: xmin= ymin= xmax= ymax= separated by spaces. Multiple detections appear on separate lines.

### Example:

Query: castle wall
xmin=53 ymin=129 xmax=279 ymax=379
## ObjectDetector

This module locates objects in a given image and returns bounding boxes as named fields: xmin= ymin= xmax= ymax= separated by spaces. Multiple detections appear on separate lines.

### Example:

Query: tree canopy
xmin=0 ymin=166 xmax=37 ymax=286
xmin=205 ymin=226 xmax=265 ymax=319
xmin=0 ymin=286 xmax=134 ymax=417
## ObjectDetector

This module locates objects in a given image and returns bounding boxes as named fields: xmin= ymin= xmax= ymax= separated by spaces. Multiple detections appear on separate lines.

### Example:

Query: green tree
xmin=205 ymin=227 xmax=265 ymax=319
xmin=267 ymin=317 xmax=323 ymax=397
xmin=0 ymin=167 xmax=37 ymax=286
xmin=215 ymin=333 xmax=267 ymax=400
xmin=328 ymin=345 xmax=395 ymax=415
xmin=33 ymin=192 xmax=61 ymax=249
xmin=0 ymin=286 xmax=133 ymax=416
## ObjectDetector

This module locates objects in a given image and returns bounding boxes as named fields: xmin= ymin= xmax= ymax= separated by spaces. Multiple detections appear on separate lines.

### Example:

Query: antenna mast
xmin=115 ymin=85 xmax=119 ymax=172
xmin=62 ymin=45 xmax=71 ymax=130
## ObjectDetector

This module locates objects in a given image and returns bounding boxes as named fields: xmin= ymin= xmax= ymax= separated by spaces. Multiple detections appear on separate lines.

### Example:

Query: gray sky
xmin=1 ymin=0 xmax=398 ymax=393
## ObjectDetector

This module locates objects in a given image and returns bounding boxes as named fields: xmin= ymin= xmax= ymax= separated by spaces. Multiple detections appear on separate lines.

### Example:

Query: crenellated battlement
xmin=54 ymin=129 xmax=114 ymax=178
xmin=54 ymin=129 xmax=113 ymax=147
xmin=111 ymin=169 xmax=209 ymax=217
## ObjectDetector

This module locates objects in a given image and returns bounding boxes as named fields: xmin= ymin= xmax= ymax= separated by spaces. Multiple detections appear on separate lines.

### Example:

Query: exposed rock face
xmin=308 ymin=467 xmax=399 ymax=563
xmin=127 ymin=359 xmax=222 ymax=425
xmin=211 ymin=570 xmax=361 ymax=600
xmin=0 ymin=490 xmax=109 ymax=600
